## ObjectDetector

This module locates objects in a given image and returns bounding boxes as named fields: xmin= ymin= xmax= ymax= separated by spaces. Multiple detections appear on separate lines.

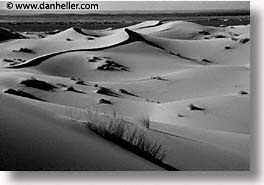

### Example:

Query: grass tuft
xmin=83 ymin=109 xmax=166 ymax=162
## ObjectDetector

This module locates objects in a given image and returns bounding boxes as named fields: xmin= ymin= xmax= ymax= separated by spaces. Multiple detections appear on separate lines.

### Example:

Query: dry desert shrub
xmin=83 ymin=109 xmax=166 ymax=161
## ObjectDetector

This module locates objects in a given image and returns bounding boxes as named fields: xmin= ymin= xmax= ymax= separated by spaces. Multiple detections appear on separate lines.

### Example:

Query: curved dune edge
xmin=7 ymin=29 xmax=163 ymax=69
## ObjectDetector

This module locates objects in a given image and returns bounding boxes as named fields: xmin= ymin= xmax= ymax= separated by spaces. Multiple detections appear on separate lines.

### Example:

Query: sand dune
xmin=0 ymin=93 xmax=163 ymax=170
xmin=0 ymin=20 xmax=250 ymax=170
xmin=0 ymin=27 xmax=25 ymax=42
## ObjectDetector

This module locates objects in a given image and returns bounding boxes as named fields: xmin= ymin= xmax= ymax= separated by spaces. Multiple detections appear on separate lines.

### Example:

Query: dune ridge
xmin=7 ymin=29 xmax=157 ymax=69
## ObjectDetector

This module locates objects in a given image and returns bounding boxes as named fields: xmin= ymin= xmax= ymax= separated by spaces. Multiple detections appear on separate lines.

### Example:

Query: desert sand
xmin=0 ymin=20 xmax=250 ymax=170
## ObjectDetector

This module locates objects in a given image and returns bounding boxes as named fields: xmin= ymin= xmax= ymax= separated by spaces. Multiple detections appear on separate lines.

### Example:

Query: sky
xmin=0 ymin=1 xmax=250 ymax=14
xmin=98 ymin=1 xmax=249 ymax=11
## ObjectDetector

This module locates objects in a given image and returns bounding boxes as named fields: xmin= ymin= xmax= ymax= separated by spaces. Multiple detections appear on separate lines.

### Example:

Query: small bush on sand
xmin=225 ymin=46 xmax=233 ymax=50
xmin=177 ymin=113 xmax=184 ymax=117
xmin=239 ymin=91 xmax=248 ymax=95
xmin=65 ymin=86 xmax=86 ymax=94
xmin=96 ymin=87 xmax=120 ymax=97
xmin=96 ymin=60 xmax=129 ymax=71
xmin=188 ymin=104 xmax=205 ymax=111
xmin=150 ymin=76 xmax=167 ymax=81
xmin=97 ymin=98 xmax=112 ymax=104
xmin=76 ymin=80 xmax=86 ymax=85
xmin=214 ymin=35 xmax=226 ymax=39
xmin=231 ymin=37 xmax=239 ymax=41
xmin=119 ymin=89 xmax=139 ymax=97
xmin=239 ymin=38 xmax=250 ymax=44
xmin=12 ymin=48 xmax=34 ymax=53
xmin=20 ymin=77 xmax=57 ymax=91
xmin=4 ymin=88 xmax=46 ymax=102
xmin=3 ymin=58 xmax=26 ymax=65
xmin=198 ymin=30 xmax=210 ymax=35
xmin=3 ymin=58 xmax=14 ymax=63
xmin=201 ymin=58 xmax=213 ymax=63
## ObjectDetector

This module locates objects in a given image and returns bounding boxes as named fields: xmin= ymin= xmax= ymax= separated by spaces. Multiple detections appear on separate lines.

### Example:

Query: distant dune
xmin=0 ymin=27 xmax=25 ymax=41
xmin=0 ymin=20 xmax=250 ymax=170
